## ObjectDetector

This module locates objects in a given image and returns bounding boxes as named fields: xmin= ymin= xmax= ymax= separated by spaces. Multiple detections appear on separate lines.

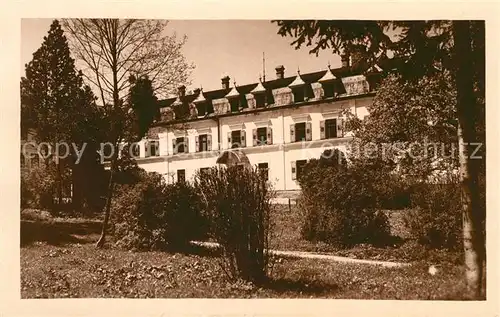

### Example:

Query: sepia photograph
xmin=16 ymin=14 xmax=490 ymax=304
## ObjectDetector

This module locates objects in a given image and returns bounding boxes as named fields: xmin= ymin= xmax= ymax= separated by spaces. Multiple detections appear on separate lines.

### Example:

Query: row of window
xmin=193 ymin=82 xmax=344 ymax=117
xmin=174 ymin=160 xmax=317 ymax=184
xmin=176 ymin=163 xmax=270 ymax=183
xmin=178 ymin=160 xmax=308 ymax=181
xmin=171 ymin=118 xmax=343 ymax=154
xmin=29 ymin=118 xmax=343 ymax=163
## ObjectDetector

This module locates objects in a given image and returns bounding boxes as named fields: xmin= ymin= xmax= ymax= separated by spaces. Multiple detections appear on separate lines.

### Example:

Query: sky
xmin=21 ymin=19 xmax=341 ymax=93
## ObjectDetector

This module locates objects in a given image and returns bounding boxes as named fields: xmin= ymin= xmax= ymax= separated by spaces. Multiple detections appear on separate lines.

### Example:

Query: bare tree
xmin=62 ymin=19 xmax=194 ymax=247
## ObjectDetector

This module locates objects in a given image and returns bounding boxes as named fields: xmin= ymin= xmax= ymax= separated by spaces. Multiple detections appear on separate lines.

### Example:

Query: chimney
xmin=341 ymin=53 xmax=350 ymax=68
xmin=177 ymin=85 xmax=186 ymax=98
xmin=275 ymin=65 xmax=285 ymax=79
xmin=193 ymin=88 xmax=201 ymax=95
xmin=221 ymin=76 xmax=230 ymax=90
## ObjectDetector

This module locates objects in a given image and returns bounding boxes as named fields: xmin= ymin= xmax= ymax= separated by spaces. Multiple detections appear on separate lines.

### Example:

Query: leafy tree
xmin=273 ymin=20 xmax=485 ymax=298
xmin=20 ymin=20 xmax=101 ymax=211
xmin=61 ymin=19 xmax=194 ymax=247
xmin=345 ymin=72 xmax=459 ymax=182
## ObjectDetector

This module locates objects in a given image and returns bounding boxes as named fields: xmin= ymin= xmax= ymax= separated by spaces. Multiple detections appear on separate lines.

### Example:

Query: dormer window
xmin=225 ymin=82 xmax=241 ymax=113
xmin=251 ymin=79 xmax=267 ymax=108
xmin=193 ymin=88 xmax=208 ymax=117
xmin=318 ymin=65 xmax=337 ymax=98
xmin=289 ymin=71 xmax=306 ymax=103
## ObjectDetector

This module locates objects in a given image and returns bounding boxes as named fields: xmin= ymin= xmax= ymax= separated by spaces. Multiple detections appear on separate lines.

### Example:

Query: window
xmin=195 ymin=134 xmax=212 ymax=152
xmin=174 ymin=137 xmax=186 ymax=154
xmin=296 ymin=160 xmax=307 ymax=178
xmin=323 ymin=83 xmax=335 ymax=98
xmin=324 ymin=119 xmax=338 ymax=139
xmin=296 ymin=122 xmax=306 ymax=142
xmin=196 ymin=103 xmax=207 ymax=117
xmin=253 ymin=127 xmax=272 ymax=146
xmin=229 ymin=99 xmax=240 ymax=112
xmin=145 ymin=140 xmax=159 ymax=157
xmin=199 ymin=167 xmax=210 ymax=177
xmin=258 ymin=163 xmax=269 ymax=181
xmin=292 ymin=88 xmax=305 ymax=103
xmin=231 ymin=130 xmax=241 ymax=148
xmin=257 ymin=127 xmax=267 ymax=145
xmin=198 ymin=134 xmax=208 ymax=152
xmin=255 ymin=94 xmax=266 ymax=108
xmin=150 ymin=140 xmax=159 ymax=156
xmin=290 ymin=122 xmax=312 ymax=143
xmin=291 ymin=159 xmax=308 ymax=180
xmin=131 ymin=143 xmax=140 ymax=157
xmin=177 ymin=169 xmax=185 ymax=182
xmin=228 ymin=130 xmax=245 ymax=149
xmin=325 ymin=119 xmax=337 ymax=139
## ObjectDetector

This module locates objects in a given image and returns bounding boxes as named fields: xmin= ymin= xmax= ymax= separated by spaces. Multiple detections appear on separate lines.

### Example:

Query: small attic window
xmin=251 ymin=79 xmax=267 ymax=108
xmin=225 ymin=82 xmax=241 ymax=113
xmin=255 ymin=94 xmax=266 ymax=108
xmin=193 ymin=88 xmax=208 ymax=117
xmin=323 ymin=82 xmax=336 ymax=98
xmin=196 ymin=103 xmax=207 ymax=116
xmin=229 ymin=98 xmax=240 ymax=112
xmin=289 ymin=71 xmax=306 ymax=103
xmin=292 ymin=88 xmax=305 ymax=103
xmin=318 ymin=66 xmax=337 ymax=99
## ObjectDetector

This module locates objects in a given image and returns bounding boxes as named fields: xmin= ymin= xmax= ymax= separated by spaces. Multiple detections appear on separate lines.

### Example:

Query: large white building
xmin=133 ymin=59 xmax=387 ymax=193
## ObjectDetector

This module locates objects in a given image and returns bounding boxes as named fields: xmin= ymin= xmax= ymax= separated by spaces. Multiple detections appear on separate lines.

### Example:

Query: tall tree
xmin=273 ymin=20 xmax=485 ymax=298
xmin=21 ymin=19 xmax=100 ymax=211
xmin=345 ymin=72 xmax=459 ymax=182
xmin=61 ymin=19 xmax=193 ymax=247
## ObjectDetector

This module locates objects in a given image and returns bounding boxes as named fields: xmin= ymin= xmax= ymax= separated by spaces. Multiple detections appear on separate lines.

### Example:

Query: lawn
xmin=269 ymin=205 xmax=462 ymax=264
xmin=20 ymin=207 xmax=468 ymax=299
xmin=21 ymin=243 xmax=467 ymax=299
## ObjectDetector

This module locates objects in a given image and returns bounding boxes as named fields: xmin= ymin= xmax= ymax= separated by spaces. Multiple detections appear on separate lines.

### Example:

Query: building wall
xmin=135 ymin=95 xmax=372 ymax=191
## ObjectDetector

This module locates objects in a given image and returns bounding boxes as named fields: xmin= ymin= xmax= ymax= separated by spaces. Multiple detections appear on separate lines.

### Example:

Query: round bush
xmin=298 ymin=156 xmax=392 ymax=248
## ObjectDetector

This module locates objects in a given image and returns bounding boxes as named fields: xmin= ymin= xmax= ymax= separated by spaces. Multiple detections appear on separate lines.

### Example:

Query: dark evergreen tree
xmin=127 ymin=75 xmax=160 ymax=141
xmin=21 ymin=19 xmax=102 ymax=213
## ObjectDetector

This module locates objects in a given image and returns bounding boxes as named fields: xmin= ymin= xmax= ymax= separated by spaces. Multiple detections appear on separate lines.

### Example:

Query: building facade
xmin=132 ymin=59 xmax=387 ymax=193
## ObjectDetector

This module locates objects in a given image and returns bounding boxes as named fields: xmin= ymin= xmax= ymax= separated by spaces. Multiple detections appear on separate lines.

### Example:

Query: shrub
xmin=194 ymin=165 xmax=273 ymax=283
xmin=161 ymin=181 xmax=209 ymax=249
xmin=299 ymin=156 xmax=392 ymax=248
xmin=111 ymin=172 xmax=167 ymax=250
xmin=404 ymin=180 xmax=462 ymax=250
xmin=111 ymin=171 xmax=208 ymax=251
xmin=21 ymin=163 xmax=57 ymax=211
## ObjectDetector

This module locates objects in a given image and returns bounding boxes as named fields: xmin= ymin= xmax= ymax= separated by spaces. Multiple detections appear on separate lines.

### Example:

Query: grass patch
xmin=270 ymin=205 xmax=462 ymax=264
xmin=21 ymin=243 xmax=467 ymax=299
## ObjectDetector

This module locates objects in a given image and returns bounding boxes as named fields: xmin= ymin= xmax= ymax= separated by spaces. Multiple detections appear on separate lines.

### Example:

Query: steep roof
xmin=156 ymin=57 xmax=399 ymax=117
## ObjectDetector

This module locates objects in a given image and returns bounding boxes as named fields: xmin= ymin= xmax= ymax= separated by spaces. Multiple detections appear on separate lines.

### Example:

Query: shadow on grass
xmin=21 ymin=220 xmax=102 ymax=247
xmin=259 ymin=277 xmax=339 ymax=296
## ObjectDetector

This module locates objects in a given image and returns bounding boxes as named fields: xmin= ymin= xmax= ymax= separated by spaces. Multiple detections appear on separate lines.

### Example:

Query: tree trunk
xmin=97 ymin=20 xmax=121 ymax=248
xmin=452 ymin=21 xmax=486 ymax=299
xmin=56 ymin=156 xmax=63 ymax=211
xmin=72 ymin=162 xmax=82 ymax=215
xmin=95 ymin=156 xmax=117 ymax=248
